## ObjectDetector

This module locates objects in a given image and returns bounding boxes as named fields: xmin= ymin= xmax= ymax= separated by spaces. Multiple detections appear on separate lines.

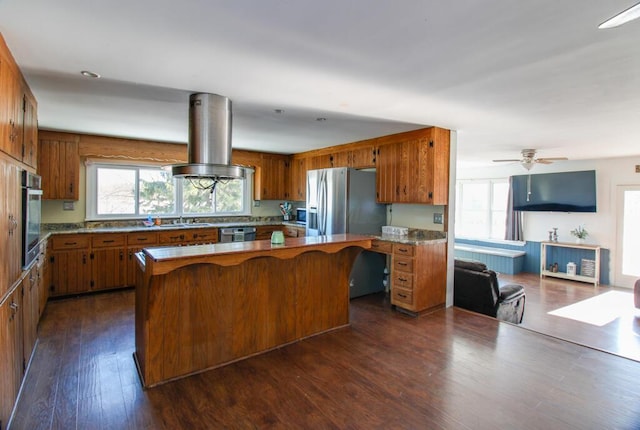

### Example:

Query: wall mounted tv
xmin=511 ymin=170 xmax=597 ymax=212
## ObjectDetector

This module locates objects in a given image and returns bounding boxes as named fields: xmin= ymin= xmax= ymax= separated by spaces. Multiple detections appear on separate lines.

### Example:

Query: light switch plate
xmin=433 ymin=213 xmax=443 ymax=224
xmin=63 ymin=201 xmax=75 ymax=211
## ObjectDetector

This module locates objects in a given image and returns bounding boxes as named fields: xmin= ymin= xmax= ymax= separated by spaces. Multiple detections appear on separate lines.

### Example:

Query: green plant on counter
xmin=570 ymin=225 xmax=588 ymax=239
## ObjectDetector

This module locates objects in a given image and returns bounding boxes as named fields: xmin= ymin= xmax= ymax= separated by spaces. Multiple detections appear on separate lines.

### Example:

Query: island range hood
xmin=171 ymin=93 xmax=245 ymax=190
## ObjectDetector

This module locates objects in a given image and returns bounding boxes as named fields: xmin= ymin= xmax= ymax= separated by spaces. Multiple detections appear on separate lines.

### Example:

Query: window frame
xmin=85 ymin=160 xmax=253 ymax=221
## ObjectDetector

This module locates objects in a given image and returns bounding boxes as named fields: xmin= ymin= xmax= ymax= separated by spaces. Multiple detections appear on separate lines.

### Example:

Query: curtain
xmin=505 ymin=176 xmax=523 ymax=241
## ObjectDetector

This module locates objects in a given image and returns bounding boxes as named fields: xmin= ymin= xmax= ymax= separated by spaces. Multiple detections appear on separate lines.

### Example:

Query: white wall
xmin=457 ymin=155 xmax=640 ymax=285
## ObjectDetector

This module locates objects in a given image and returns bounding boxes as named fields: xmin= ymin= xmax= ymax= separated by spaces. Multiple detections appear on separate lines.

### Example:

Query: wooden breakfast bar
xmin=134 ymin=234 xmax=372 ymax=387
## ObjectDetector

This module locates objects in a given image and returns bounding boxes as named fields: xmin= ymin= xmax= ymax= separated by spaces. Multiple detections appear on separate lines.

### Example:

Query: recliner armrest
xmin=499 ymin=284 xmax=525 ymax=302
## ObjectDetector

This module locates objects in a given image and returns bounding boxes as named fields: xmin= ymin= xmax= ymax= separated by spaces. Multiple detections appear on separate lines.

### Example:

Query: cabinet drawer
xmin=371 ymin=240 xmax=392 ymax=254
xmin=158 ymin=230 xmax=188 ymax=244
xmin=51 ymin=235 xmax=90 ymax=250
xmin=392 ymin=271 xmax=413 ymax=289
xmin=189 ymin=228 xmax=218 ymax=244
xmin=392 ymin=287 xmax=413 ymax=305
xmin=91 ymin=233 xmax=127 ymax=248
xmin=393 ymin=256 xmax=414 ymax=273
xmin=128 ymin=232 xmax=159 ymax=246
xmin=255 ymin=225 xmax=281 ymax=240
xmin=393 ymin=244 xmax=414 ymax=257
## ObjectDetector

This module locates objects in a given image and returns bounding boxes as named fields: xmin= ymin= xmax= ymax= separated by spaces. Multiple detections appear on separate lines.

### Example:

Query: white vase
xmin=575 ymin=238 xmax=584 ymax=244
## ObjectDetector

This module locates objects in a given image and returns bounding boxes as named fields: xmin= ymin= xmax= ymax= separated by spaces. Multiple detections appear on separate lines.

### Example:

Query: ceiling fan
xmin=493 ymin=149 xmax=568 ymax=171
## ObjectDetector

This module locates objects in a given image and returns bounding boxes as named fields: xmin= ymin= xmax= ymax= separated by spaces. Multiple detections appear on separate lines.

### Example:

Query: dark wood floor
xmin=499 ymin=272 xmax=640 ymax=362
xmin=10 ymin=287 xmax=640 ymax=429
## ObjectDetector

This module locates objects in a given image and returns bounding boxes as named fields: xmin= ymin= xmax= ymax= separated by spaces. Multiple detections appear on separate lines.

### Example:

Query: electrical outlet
xmin=63 ymin=201 xmax=75 ymax=211
xmin=636 ymin=165 xmax=640 ymax=173
xmin=253 ymin=200 xmax=260 ymax=207
xmin=433 ymin=213 xmax=443 ymax=224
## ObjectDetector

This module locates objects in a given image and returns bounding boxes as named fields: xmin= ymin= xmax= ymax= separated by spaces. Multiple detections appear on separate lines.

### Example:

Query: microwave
xmin=296 ymin=208 xmax=307 ymax=225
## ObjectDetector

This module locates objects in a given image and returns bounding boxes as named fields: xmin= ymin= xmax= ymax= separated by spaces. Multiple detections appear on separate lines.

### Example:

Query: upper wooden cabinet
xmin=376 ymin=128 xmax=450 ymax=205
xmin=332 ymin=146 xmax=376 ymax=169
xmin=38 ymin=131 xmax=80 ymax=200
xmin=0 ymin=36 xmax=38 ymax=168
xmin=288 ymin=156 xmax=307 ymax=202
xmin=22 ymin=93 xmax=38 ymax=168
xmin=254 ymin=153 xmax=289 ymax=201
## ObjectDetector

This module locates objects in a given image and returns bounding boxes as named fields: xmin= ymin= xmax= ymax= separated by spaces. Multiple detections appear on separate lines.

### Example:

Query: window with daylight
xmin=86 ymin=162 xmax=252 ymax=220
xmin=455 ymin=179 xmax=510 ymax=240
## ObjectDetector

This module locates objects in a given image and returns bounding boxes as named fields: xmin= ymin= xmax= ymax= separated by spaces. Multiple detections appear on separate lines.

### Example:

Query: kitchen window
xmin=455 ymin=178 xmax=509 ymax=240
xmin=86 ymin=162 xmax=252 ymax=220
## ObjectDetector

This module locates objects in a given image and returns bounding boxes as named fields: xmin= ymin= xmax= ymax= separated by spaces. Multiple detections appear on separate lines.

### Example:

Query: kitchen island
xmin=134 ymin=234 xmax=372 ymax=387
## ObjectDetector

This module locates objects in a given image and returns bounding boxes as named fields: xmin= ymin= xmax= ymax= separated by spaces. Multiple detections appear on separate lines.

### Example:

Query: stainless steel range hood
xmin=172 ymin=93 xmax=245 ymax=183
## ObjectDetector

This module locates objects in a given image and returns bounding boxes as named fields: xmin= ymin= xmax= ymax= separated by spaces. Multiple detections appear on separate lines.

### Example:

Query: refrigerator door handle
xmin=318 ymin=169 xmax=327 ymax=235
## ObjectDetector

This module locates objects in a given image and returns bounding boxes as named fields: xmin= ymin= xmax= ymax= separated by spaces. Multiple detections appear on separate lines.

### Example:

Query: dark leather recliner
xmin=454 ymin=259 xmax=526 ymax=324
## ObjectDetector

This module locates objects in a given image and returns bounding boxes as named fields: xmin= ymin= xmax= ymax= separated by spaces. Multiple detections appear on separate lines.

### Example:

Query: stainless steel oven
xmin=22 ymin=171 xmax=42 ymax=268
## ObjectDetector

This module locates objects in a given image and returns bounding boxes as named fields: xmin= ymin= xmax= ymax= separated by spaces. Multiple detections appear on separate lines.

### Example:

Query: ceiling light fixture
xmin=274 ymin=109 xmax=284 ymax=114
xmin=316 ymin=117 xmax=327 ymax=122
xmin=599 ymin=2 xmax=640 ymax=29
xmin=80 ymin=70 xmax=101 ymax=78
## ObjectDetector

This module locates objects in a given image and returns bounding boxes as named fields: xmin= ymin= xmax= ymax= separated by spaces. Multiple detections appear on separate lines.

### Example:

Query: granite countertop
xmin=375 ymin=229 xmax=447 ymax=245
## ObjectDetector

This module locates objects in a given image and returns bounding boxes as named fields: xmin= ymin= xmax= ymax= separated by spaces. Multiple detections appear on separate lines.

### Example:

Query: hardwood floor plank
xmin=10 ymin=289 xmax=640 ymax=429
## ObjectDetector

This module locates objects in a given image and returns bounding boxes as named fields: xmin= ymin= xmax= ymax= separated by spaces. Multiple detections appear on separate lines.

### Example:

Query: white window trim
xmin=85 ymin=161 xmax=253 ymax=221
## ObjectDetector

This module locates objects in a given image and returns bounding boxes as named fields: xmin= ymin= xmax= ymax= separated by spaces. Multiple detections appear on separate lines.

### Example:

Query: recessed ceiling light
xmin=599 ymin=2 xmax=640 ymax=29
xmin=316 ymin=117 xmax=327 ymax=122
xmin=80 ymin=70 xmax=101 ymax=78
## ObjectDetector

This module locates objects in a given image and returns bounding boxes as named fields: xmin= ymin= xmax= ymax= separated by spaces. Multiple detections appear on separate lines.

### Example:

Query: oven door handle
xmin=27 ymin=188 xmax=43 ymax=196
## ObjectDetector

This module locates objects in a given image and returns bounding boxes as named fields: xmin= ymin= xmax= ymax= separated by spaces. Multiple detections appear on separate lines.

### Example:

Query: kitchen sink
xmin=156 ymin=222 xmax=214 ymax=228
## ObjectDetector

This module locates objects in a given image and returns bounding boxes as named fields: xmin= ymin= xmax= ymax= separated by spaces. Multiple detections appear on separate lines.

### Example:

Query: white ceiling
xmin=1 ymin=1 xmax=640 ymax=168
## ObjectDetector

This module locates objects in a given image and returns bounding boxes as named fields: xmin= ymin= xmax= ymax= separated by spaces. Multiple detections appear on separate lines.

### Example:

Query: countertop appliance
xmin=295 ymin=208 xmax=307 ymax=225
xmin=22 ymin=171 xmax=42 ymax=268
xmin=219 ymin=227 xmax=257 ymax=242
xmin=306 ymin=167 xmax=387 ymax=298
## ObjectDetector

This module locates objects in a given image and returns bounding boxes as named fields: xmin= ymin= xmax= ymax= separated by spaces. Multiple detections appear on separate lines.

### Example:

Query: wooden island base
xmin=135 ymin=235 xmax=370 ymax=387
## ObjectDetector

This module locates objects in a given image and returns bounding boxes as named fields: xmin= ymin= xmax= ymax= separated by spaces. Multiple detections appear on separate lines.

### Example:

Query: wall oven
xmin=22 ymin=171 xmax=42 ymax=268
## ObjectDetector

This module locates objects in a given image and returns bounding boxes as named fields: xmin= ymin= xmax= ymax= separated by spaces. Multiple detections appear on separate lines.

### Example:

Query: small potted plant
xmin=570 ymin=225 xmax=588 ymax=244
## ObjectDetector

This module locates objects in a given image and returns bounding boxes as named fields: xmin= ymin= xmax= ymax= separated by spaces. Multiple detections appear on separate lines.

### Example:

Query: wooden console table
xmin=540 ymin=241 xmax=601 ymax=286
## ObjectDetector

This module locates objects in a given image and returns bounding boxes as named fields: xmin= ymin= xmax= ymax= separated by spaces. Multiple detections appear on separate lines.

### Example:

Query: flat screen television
xmin=511 ymin=170 xmax=597 ymax=212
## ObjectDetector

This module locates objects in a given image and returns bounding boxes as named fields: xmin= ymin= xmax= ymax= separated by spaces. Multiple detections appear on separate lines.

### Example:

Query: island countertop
xmin=140 ymin=233 xmax=374 ymax=275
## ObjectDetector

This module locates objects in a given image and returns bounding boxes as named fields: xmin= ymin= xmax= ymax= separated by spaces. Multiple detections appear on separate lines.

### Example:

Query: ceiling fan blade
xmin=536 ymin=159 xmax=553 ymax=164
xmin=492 ymin=158 xmax=521 ymax=162
xmin=537 ymin=157 xmax=568 ymax=161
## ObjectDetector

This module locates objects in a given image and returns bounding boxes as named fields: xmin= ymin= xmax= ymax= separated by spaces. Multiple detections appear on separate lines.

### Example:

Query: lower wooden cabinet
xmin=49 ymin=228 xmax=220 ymax=297
xmin=372 ymin=239 xmax=447 ymax=314
xmin=255 ymin=225 xmax=283 ymax=241
xmin=0 ymin=285 xmax=23 ymax=429
xmin=284 ymin=225 xmax=306 ymax=238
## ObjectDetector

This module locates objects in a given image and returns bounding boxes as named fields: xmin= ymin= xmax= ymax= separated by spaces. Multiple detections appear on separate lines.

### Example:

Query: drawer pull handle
xmin=398 ymin=293 xmax=407 ymax=298
xmin=398 ymin=277 xmax=408 ymax=282
xmin=399 ymin=248 xmax=409 ymax=253
xmin=137 ymin=238 xmax=148 ymax=241
xmin=398 ymin=262 xmax=408 ymax=266
xmin=64 ymin=242 xmax=77 ymax=245
xmin=102 ymin=240 xmax=115 ymax=243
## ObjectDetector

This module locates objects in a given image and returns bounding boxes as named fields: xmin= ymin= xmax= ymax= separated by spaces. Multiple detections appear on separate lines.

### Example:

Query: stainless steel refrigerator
xmin=306 ymin=167 xmax=387 ymax=298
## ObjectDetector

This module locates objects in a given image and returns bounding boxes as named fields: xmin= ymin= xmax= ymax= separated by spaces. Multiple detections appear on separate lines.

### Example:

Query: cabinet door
xmin=49 ymin=249 xmax=92 ymax=296
xmin=375 ymin=144 xmax=397 ymax=203
xmin=0 ymin=287 xmax=24 ymax=424
xmin=38 ymin=134 xmax=80 ymax=200
xmin=0 ymin=56 xmax=13 ymax=155
xmin=92 ymin=247 xmax=127 ymax=291
xmin=350 ymin=146 xmax=376 ymax=169
xmin=22 ymin=266 xmax=39 ymax=367
xmin=288 ymin=157 xmax=307 ymax=202
xmin=22 ymin=93 xmax=38 ymax=168
xmin=254 ymin=153 xmax=288 ymax=200
xmin=308 ymin=154 xmax=333 ymax=170
xmin=0 ymin=157 xmax=22 ymax=297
